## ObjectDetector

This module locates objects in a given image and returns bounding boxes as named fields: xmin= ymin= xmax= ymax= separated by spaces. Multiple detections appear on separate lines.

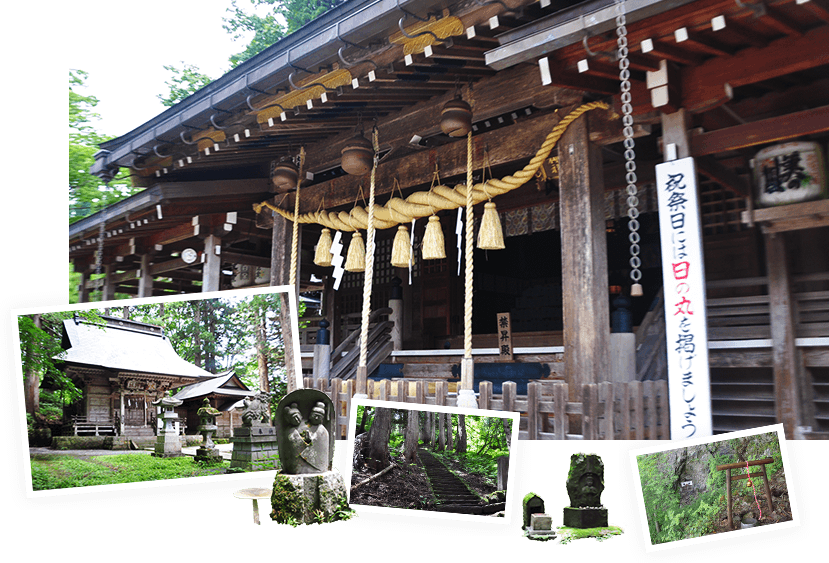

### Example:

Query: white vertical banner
xmin=655 ymin=156 xmax=713 ymax=439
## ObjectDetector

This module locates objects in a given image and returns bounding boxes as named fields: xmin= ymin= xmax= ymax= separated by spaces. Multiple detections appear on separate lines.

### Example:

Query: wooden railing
xmin=71 ymin=415 xmax=118 ymax=436
xmin=303 ymin=377 xmax=669 ymax=440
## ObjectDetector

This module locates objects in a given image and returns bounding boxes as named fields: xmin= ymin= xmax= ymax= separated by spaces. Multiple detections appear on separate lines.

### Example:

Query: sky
xmin=67 ymin=0 xmax=254 ymax=137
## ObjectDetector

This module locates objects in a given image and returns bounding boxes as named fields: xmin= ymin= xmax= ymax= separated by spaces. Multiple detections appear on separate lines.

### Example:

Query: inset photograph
xmin=346 ymin=399 xmax=517 ymax=521
xmin=632 ymin=424 xmax=797 ymax=550
xmin=14 ymin=287 xmax=303 ymax=494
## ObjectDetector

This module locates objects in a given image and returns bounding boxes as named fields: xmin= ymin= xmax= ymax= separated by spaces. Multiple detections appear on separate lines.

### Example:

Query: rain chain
xmin=616 ymin=0 xmax=643 ymax=297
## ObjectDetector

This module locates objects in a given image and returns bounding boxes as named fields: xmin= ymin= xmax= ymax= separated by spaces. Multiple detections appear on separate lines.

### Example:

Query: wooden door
xmin=124 ymin=395 xmax=146 ymax=426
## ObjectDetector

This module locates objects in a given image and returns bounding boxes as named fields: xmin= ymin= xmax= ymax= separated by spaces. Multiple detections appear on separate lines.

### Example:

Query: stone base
xmin=563 ymin=507 xmax=608 ymax=528
xmin=195 ymin=447 xmax=223 ymax=462
xmin=525 ymin=513 xmax=557 ymax=541
xmin=153 ymin=434 xmax=182 ymax=457
xmin=271 ymin=470 xmax=352 ymax=526
xmin=231 ymin=426 xmax=279 ymax=471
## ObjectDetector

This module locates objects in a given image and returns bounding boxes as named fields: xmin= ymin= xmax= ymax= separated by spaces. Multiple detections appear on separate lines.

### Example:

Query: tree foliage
xmin=222 ymin=0 xmax=342 ymax=67
xmin=356 ymin=407 xmax=511 ymax=484
xmin=157 ymin=63 xmax=215 ymax=107
xmin=69 ymin=70 xmax=139 ymax=222
xmin=637 ymin=433 xmax=783 ymax=544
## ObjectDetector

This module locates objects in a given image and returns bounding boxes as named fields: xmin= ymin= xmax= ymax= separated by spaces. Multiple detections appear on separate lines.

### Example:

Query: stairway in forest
xmin=418 ymin=448 xmax=501 ymax=515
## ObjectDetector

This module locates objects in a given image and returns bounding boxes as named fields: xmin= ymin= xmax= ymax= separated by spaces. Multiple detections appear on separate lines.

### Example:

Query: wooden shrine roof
xmin=60 ymin=315 xmax=214 ymax=381
xmin=74 ymin=0 xmax=829 ymax=295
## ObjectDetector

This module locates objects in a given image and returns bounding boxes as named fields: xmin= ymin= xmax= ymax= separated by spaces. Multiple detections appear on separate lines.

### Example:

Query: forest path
xmin=418 ymin=448 xmax=500 ymax=515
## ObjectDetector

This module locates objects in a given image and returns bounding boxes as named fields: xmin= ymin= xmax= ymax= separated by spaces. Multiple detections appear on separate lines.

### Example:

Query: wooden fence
xmin=302 ymin=377 xmax=670 ymax=440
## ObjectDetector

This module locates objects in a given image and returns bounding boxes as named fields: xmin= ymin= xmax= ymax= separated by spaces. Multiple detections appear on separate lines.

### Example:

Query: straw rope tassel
xmin=289 ymin=147 xmax=305 ymax=287
xmin=359 ymin=128 xmax=380 ymax=372
xmin=314 ymin=228 xmax=333 ymax=267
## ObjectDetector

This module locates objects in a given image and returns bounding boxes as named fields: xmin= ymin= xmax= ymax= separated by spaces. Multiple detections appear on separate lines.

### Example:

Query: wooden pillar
xmin=270 ymin=212 xmax=291 ymax=286
xmin=765 ymin=231 xmax=802 ymax=439
xmin=78 ymin=269 xmax=90 ymax=303
xmin=270 ymin=213 xmax=299 ymax=392
xmin=660 ymin=109 xmax=691 ymax=159
xmin=559 ymin=113 xmax=610 ymax=410
xmin=202 ymin=234 xmax=222 ymax=292
xmin=137 ymin=254 xmax=154 ymax=298
xmin=102 ymin=264 xmax=115 ymax=301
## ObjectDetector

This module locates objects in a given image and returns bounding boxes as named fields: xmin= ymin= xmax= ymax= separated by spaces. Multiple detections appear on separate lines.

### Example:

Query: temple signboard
xmin=655 ymin=157 xmax=712 ymax=439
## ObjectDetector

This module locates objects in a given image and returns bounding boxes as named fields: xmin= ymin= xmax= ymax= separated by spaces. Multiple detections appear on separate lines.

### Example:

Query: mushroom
xmin=233 ymin=487 xmax=271 ymax=525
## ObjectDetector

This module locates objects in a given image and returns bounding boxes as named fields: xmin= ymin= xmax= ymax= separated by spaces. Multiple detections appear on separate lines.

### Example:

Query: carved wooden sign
xmin=497 ymin=312 xmax=513 ymax=361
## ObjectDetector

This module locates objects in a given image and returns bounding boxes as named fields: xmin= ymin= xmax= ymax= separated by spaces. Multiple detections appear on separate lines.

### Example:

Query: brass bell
xmin=341 ymin=132 xmax=374 ymax=175
xmin=440 ymin=96 xmax=472 ymax=137
xmin=271 ymin=160 xmax=298 ymax=193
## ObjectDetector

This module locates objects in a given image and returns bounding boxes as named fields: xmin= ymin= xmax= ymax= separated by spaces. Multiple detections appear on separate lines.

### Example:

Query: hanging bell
xmin=440 ymin=96 xmax=472 ymax=137
xmin=271 ymin=160 xmax=299 ymax=193
xmin=390 ymin=225 xmax=412 ymax=268
xmin=344 ymin=231 xmax=366 ymax=272
xmin=422 ymin=215 xmax=446 ymax=260
xmin=631 ymin=283 xmax=643 ymax=297
xmin=341 ymin=132 xmax=374 ymax=175
xmin=314 ymin=228 xmax=333 ymax=267
xmin=477 ymin=201 xmax=505 ymax=250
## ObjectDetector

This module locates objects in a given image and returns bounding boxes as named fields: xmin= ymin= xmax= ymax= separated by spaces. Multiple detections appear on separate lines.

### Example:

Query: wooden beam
xmin=690 ymin=104 xmax=829 ymax=156
xmin=681 ymin=25 xmax=829 ymax=111
xmin=296 ymin=110 xmax=566 ymax=214
xmin=222 ymin=251 xmax=272 ymax=269
xmin=301 ymin=62 xmax=584 ymax=173
xmin=696 ymin=156 xmax=750 ymax=197
xmin=630 ymin=24 xmax=829 ymax=115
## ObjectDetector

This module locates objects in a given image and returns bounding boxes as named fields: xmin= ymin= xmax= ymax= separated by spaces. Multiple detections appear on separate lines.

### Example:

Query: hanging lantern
xmin=344 ymin=231 xmax=366 ymax=272
xmin=341 ymin=132 xmax=374 ymax=175
xmin=440 ymin=96 xmax=472 ymax=137
xmin=422 ymin=215 xmax=446 ymax=260
xmin=314 ymin=228 xmax=333 ymax=267
xmin=630 ymin=283 xmax=643 ymax=297
xmin=477 ymin=201 xmax=505 ymax=250
xmin=390 ymin=225 xmax=412 ymax=268
xmin=271 ymin=160 xmax=299 ymax=193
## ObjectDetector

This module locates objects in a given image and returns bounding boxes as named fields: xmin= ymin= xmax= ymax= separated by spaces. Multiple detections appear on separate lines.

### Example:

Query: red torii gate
xmin=715 ymin=457 xmax=775 ymax=530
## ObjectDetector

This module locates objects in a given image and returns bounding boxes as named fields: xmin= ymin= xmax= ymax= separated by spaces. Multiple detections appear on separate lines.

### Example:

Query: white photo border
xmin=629 ymin=423 xmax=798 ymax=552
xmin=344 ymin=397 xmax=519 ymax=525
xmin=13 ymin=285 xmax=303 ymax=497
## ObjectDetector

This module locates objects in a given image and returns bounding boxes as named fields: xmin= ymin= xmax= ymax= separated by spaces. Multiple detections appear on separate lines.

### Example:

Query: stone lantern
xmin=152 ymin=396 xmax=183 ymax=457
xmin=195 ymin=398 xmax=222 ymax=462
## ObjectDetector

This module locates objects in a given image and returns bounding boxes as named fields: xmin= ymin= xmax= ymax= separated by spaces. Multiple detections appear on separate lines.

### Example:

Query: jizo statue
xmin=276 ymin=390 xmax=336 ymax=474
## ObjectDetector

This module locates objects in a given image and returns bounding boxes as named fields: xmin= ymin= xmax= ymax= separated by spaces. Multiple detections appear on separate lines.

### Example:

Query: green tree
xmin=223 ymin=0 xmax=341 ymax=67
xmin=281 ymin=0 xmax=341 ymax=34
xmin=69 ymin=70 xmax=139 ymax=222
xmin=223 ymin=0 xmax=286 ymax=67
xmin=157 ymin=63 xmax=215 ymax=107
xmin=18 ymin=311 xmax=104 ymax=421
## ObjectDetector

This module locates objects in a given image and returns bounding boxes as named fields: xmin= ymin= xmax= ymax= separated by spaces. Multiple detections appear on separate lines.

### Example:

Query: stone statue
xmin=270 ymin=389 xmax=350 ymax=526
xmin=564 ymin=453 xmax=608 ymax=528
xmin=241 ymin=392 xmax=271 ymax=427
xmin=276 ymin=390 xmax=335 ymax=475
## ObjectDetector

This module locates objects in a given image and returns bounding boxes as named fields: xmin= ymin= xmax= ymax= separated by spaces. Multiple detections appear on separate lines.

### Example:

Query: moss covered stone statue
xmin=563 ymin=453 xmax=608 ymax=528
xmin=270 ymin=389 xmax=353 ymax=525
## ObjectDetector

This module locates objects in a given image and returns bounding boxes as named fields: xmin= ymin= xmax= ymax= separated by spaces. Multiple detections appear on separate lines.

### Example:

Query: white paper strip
xmin=332 ymin=230 xmax=345 ymax=290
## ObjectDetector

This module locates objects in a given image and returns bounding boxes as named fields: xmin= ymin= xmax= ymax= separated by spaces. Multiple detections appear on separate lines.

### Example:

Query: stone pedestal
xmin=526 ymin=513 xmax=557 ymax=540
xmin=563 ymin=506 xmax=608 ymax=528
xmin=270 ymin=470 xmax=350 ymax=525
xmin=230 ymin=426 xmax=279 ymax=471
